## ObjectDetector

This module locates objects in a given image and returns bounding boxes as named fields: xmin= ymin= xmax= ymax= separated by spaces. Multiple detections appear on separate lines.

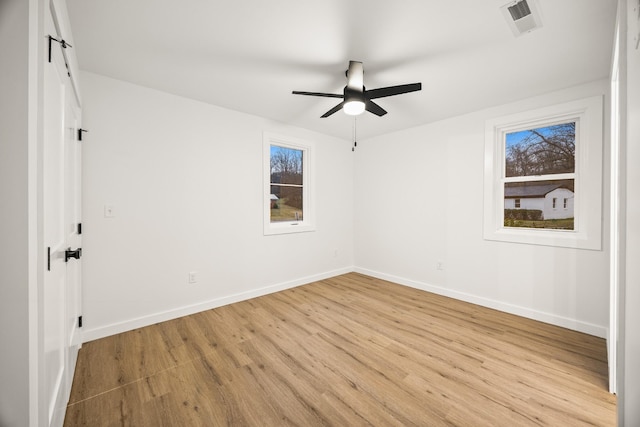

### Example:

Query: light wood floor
xmin=64 ymin=273 xmax=616 ymax=426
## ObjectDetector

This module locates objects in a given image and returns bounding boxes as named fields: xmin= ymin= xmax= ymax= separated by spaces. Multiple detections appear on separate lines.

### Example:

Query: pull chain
xmin=352 ymin=117 xmax=358 ymax=152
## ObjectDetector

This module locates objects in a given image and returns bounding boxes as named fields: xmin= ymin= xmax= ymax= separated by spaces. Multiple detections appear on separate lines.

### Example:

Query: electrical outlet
xmin=188 ymin=271 xmax=198 ymax=284
xmin=436 ymin=261 xmax=444 ymax=271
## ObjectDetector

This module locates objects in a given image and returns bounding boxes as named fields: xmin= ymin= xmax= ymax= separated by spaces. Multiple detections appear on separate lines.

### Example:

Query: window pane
xmin=271 ymin=145 xmax=303 ymax=185
xmin=505 ymin=122 xmax=575 ymax=177
xmin=504 ymin=179 xmax=574 ymax=230
xmin=270 ymin=185 xmax=303 ymax=222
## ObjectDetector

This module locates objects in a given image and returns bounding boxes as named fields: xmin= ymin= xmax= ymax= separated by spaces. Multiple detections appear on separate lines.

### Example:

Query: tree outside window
xmin=263 ymin=132 xmax=314 ymax=236
xmin=484 ymin=95 xmax=603 ymax=250
xmin=270 ymin=145 xmax=303 ymax=223
xmin=503 ymin=122 xmax=576 ymax=230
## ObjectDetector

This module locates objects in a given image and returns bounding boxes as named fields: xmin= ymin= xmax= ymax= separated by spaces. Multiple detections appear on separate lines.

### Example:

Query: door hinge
xmin=78 ymin=316 xmax=83 ymax=328
xmin=78 ymin=223 xmax=82 ymax=235
xmin=47 ymin=247 xmax=51 ymax=271
xmin=48 ymin=35 xmax=72 ymax=63
xmin=65 ymin=247 xmax=82 ymax=262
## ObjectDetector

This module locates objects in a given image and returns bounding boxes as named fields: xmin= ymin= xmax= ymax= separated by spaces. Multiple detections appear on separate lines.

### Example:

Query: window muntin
xmin=263 ymin=133 xmax=314 ymax=235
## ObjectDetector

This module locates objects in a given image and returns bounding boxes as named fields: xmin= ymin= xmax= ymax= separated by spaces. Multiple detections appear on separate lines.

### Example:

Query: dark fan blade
xmin=321 ymin=102 xmax=345 ymax=118
xmin=366 ymin=83 xmax=422 ymax=100
xmin=365 ymin=100 xmax=387 ymax=117
xmin=292 ymin=91 xmax=343 ymax=98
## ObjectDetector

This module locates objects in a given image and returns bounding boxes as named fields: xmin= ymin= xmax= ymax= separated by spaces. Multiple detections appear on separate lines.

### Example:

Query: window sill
xmin=264 ymin=222 xmax=315 ymax=236
xmin=485 ymin=226 xmax=600 ymax=250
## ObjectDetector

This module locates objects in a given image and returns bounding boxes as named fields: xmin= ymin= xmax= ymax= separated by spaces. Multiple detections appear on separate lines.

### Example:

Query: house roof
xmin=65 ymin=0 xmax=617 ymax=141
xmin=505 ymin=183 xmax=571 ymax=198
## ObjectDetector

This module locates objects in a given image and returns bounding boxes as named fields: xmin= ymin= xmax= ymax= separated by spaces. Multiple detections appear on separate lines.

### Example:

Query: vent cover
xmin=501 ymin=0 xmax=542 ymax=37
xmin=507 ymin=0 xmax=531 ymax=20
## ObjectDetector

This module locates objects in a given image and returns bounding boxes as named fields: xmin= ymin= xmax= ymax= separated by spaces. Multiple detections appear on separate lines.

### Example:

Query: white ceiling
xmin=65 ymin=0 xmax=617 ymax=141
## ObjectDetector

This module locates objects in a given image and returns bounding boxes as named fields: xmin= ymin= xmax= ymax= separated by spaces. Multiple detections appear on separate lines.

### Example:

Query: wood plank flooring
xmin=64 ymin=273 xmax=616 ymax=426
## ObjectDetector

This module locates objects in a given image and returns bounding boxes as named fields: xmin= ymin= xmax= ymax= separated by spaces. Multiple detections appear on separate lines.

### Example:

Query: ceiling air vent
xmin=501 ymin=0 xmax=542 ymax=37
xmin=507 ymin=1 xmax=531 ymax=20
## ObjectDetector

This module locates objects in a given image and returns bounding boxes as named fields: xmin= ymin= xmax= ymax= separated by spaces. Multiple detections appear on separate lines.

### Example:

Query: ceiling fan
xmin=292 ymin=61 xmax=422 ymax=118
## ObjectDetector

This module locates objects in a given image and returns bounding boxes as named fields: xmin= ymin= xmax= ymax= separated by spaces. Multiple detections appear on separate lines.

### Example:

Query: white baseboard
xmin=81 ymin=267 xmax=353 ymax=343
xmin=82 ymin=265 xmax=608 ymax=343
xmin=354 ymin=267 xmax=608 ymax=339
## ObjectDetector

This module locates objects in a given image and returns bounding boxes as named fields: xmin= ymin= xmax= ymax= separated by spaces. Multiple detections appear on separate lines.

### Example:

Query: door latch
xmin=65 ymin=248 xmax=82 ymax=262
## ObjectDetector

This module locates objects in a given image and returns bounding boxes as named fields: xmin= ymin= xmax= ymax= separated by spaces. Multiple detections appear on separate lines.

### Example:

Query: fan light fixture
xmin=343 ymin=86 xmax=366 ymax=115
xmin=344 ymin=100 xmax=365 ymax=115
xmin=292 ymin=61 xmax=422 ymax=119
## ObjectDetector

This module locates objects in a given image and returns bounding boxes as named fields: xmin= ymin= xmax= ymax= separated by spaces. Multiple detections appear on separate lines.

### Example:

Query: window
xmin=270 ymin=145 xmax=303 ymax=222
xmin=484 ymin=96 xmax=603 ymax=250
xmin=504 ymin=121 xmax=575 ymax=229
xmin=263 ymin=132 xmax=314 ymax=235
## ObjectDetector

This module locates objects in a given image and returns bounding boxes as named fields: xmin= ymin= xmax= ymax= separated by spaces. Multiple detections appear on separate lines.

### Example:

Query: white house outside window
xmin=484 ymin=96 xmax=603 ymax=250
xmin=503 ymin=121 xmax=576 ymax=230
xmin=270 ymin=145 xmax=304 ymax=223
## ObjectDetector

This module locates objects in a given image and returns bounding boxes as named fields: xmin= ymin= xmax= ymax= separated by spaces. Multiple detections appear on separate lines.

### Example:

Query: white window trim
xmin=263 ymin=132 xmax=315 ymax=235
xmin=483 ymin=96 xmax=603 ymax=250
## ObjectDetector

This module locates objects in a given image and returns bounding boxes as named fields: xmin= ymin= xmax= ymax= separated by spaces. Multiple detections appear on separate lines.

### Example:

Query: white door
xmin=64 ymin=75 xmax=83 ymax=390
xmin=43 ymin=6 xmax=82 ymax=426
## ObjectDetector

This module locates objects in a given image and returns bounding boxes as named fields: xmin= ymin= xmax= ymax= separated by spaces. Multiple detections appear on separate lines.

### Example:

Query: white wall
xmin=80 ymin=73 xmax=613 ymax=343
xmin=80 ymin=72 xmax=354 ymax=341
xmin=354 ymin=80 xmax=610 ymax=337
xmin=0 ymin=0 xmax=33 ymax=425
